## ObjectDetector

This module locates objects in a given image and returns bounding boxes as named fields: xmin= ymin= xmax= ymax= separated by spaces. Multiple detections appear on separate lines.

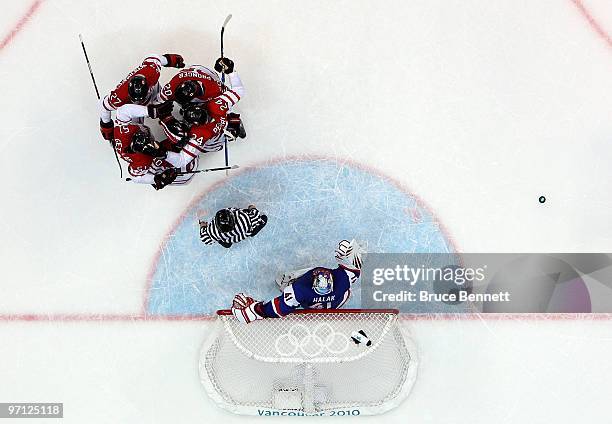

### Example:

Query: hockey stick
xmin=79 ymin=34 xmax=100 ymax=99
xmin=124 ymin=165 xmax=238 ymax=182
xmin=220 ymin=14 xmax=232 ymax=85
xmin=220 ymin=14 xmax=232 ymax=176
xmin=79 ymin=34 xmax=123 ymax=179
xmin=177 ymin=164 xmax=239 ymax=175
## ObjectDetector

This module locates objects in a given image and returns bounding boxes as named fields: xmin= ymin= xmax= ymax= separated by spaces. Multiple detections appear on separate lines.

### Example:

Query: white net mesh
xmin=199 ymin=310 xmax=418 ymax=416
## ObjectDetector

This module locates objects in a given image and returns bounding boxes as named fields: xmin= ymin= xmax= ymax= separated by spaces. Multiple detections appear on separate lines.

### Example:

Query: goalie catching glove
xmin=231 ymin=293 xmax=264 ymax=324
xmin=335 ymin=239 xmax=366 ymax=273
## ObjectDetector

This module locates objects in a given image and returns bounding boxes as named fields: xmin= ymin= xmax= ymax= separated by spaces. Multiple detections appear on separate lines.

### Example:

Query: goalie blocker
xmin=199 ymin=308 xmax=418 ymax=416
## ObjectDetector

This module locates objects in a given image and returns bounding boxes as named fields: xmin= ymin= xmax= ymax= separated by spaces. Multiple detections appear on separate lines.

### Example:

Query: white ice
xmin=0 ymin=0 xmax=611 ymax=422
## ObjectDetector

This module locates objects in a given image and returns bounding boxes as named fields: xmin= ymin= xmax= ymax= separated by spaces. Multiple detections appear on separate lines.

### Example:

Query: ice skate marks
xmin=146 ymin=157 xmax=456 ymax=316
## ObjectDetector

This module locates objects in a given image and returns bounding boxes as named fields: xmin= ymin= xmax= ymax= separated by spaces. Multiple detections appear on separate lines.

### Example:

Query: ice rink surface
xmin=1 ymin=0 xmax=612 ymax=422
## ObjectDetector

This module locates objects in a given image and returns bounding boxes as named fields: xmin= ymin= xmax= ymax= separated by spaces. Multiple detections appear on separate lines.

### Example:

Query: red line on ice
xmin=0 ymin=0 xmax=44 ymax=52
xmin=0 ymin=313 xmax=215 ymax=322
xmin=0 ymin=313 xmax=610 ymax=322
xmin=571 ymin=0 xmax=612 ymax=50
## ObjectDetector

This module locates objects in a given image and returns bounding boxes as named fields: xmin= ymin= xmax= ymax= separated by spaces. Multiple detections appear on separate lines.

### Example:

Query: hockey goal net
xmin=199 ymin=309 xmax=418 ymax=416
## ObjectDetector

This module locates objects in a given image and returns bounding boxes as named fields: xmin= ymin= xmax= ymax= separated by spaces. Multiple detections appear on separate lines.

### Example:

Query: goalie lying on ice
xmin=231 ymin=240 xmax=366 ymax=324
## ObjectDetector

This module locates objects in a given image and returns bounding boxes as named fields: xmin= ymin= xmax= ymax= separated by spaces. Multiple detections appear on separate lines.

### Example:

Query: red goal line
xmin=0 ymin=312 xmax=611 ymax=322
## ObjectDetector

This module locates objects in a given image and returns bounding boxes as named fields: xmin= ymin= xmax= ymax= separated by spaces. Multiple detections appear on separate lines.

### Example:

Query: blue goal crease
xmin=146 ymin=159 xmax=457 ymax=316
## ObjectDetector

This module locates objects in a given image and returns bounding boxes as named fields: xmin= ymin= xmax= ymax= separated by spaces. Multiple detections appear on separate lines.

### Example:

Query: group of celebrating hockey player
xmin=96 ymin=48 xmax=366 ymax=325
xmin=98 ymin=53 xmax=245 ymax=190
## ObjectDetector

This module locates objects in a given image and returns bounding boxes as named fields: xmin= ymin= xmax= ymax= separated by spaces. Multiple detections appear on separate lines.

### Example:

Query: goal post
xmin=199 ymin=309 xmax=418 ymax=416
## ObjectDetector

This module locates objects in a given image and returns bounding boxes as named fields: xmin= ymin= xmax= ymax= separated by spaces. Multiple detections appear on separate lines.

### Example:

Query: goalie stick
xmin=220 ymin=14 xmax=232 ymax=176
xmin=79 ymin=34 xmax=123 ymax=179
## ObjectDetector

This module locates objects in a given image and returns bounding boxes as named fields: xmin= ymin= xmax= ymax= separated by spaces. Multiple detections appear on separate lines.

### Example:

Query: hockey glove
xmin=226 ymin=112 xmax=246 ymax=139
xmin=231 ymin=293 xmax=264 ymax=324
xmin=335 ymin=239 xmax=365 ymax=272
xmin=147 ymin=101 xmax=174 ymax=120
xmin=152 ymin=168 xmax=179 ymax=190
xmin=99 ymin=119 xmax=114 ymax=142
xmin=214 ymin=57 xmax=234 ymax=74
xmin=163 ymin=53 xmax=185 ymax=68
xmin=160 ymin=117 xmax=190 ymax=148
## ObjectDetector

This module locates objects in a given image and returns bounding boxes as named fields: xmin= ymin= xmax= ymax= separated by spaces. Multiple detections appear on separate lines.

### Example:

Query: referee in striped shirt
xmin=199 ymin=205 xmax=268 ymax=248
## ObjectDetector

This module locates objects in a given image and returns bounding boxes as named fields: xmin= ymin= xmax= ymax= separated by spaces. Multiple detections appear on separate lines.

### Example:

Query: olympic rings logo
xmin=274 ymin=323 xmax=350 ymax=357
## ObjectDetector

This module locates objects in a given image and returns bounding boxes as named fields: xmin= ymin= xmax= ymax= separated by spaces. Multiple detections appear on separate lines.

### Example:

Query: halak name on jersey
xmin=311 ymin=295 xmax=336 ymax=303
xmin=260 ymin=266 xmax=360 ymax=318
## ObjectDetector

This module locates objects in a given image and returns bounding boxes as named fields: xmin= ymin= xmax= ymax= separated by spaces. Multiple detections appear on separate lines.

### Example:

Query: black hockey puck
xmin=539 ymin=196 xmax=546 ymax=204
